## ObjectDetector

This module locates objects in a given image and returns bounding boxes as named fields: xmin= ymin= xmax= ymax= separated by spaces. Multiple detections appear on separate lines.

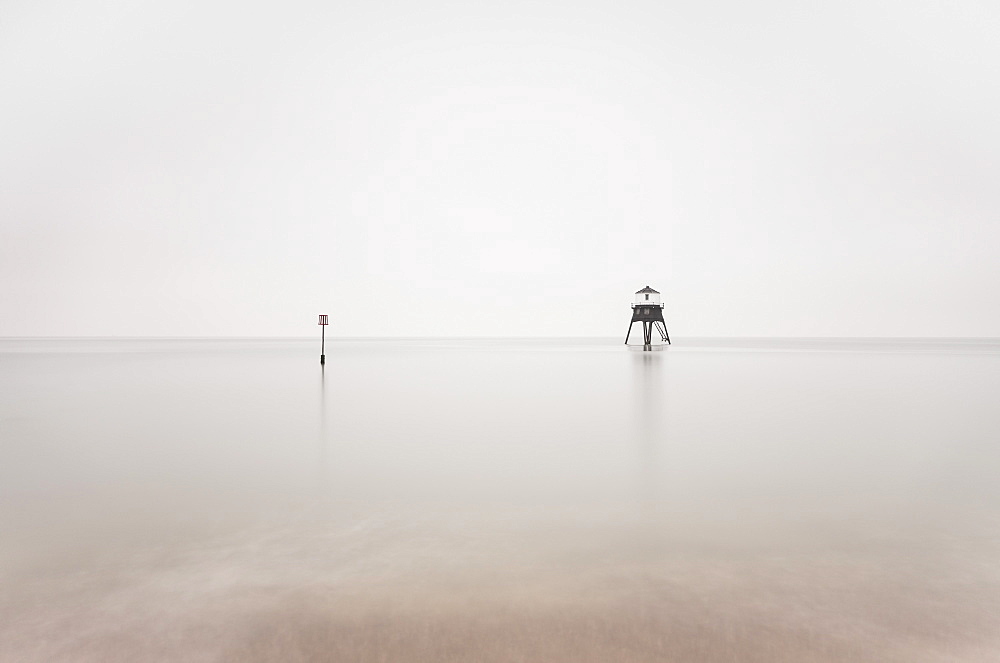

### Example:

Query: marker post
xmin=318 ymin=314 xmax=328 ymax=364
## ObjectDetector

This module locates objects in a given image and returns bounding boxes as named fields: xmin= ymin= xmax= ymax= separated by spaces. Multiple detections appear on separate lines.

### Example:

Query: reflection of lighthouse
xmin=625 ymin=286 xmax=671 ymax=350
xmin=632 ymin=351 xmax=663 ymax=515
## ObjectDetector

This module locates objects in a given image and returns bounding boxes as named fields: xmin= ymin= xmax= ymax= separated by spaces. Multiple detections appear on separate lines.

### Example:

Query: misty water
xmin=2 ymin=338 xmax=999 ymax=662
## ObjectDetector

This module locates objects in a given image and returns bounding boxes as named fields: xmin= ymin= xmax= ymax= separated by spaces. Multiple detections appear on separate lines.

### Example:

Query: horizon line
xmin=3 ymin=336 xmax=999 ymax=341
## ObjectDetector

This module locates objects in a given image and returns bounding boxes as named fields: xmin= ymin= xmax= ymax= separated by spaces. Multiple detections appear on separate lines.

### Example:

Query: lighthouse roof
xmin=635 ymin=285 xmax=659 ymax=294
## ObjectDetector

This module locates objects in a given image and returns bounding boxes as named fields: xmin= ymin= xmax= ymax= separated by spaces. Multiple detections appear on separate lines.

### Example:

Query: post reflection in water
xmin=316 ymin=362 xmax=328 ymax=496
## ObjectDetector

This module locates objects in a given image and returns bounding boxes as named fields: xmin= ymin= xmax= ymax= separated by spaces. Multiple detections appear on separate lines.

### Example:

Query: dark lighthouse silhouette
xmin=625 ymin=286 xmax=671 ymax=349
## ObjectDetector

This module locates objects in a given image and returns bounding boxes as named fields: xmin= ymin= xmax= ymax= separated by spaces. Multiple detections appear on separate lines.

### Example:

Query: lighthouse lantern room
xmin=634 ymin=286 xmax=662 ymax=307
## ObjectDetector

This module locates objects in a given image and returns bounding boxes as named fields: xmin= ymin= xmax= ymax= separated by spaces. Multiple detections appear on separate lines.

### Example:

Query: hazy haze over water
xmin=2 ymin=338 xmax=1000 ymax=661
xmin=3 ymin=0 xmax=1000 ymax=337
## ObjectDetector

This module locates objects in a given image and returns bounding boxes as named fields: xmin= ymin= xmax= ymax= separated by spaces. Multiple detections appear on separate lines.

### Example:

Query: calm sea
xmin=2 ymin=338 xmax=999 ymax=662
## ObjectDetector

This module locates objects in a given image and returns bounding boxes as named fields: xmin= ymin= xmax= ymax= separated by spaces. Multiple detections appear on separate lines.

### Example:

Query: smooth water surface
xmin=2 ymin=338 xmax=999 ymax=662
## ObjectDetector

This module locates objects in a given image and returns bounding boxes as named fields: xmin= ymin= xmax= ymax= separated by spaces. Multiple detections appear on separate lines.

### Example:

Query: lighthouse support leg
xmin=624 ymin=321 xmax=634 ymax=345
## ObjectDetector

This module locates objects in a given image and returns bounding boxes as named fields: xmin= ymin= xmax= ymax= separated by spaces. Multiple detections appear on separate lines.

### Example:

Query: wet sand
xmin=2 ymin=338 xmax=999 ymax=661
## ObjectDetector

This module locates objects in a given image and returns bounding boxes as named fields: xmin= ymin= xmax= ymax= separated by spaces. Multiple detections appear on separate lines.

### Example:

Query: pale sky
xmin=2 ymin=0 xmax=998 ymax=337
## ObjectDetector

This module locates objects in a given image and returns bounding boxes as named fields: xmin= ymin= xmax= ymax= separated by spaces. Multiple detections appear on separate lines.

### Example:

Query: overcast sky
xmin=2 ymin=0 xmax=998 ymax=337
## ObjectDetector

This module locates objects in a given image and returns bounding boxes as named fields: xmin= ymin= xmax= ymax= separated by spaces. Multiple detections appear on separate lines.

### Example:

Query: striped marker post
xmin=318 ymin=314 xmax=328 ymax=365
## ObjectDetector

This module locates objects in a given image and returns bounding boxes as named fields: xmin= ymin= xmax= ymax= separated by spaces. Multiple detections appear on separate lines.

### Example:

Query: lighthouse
xmin=625 ymin=286 xmax=671 ymax=349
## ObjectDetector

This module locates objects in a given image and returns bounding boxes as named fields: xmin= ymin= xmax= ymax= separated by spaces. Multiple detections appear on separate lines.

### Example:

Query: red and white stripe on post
xmin=318 ymin=315 xmax=328 ymax=325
